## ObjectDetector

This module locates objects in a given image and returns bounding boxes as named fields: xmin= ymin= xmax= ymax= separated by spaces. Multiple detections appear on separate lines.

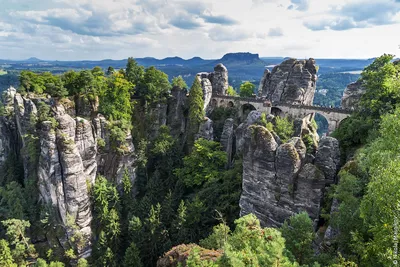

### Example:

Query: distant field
xmin=0 ymin=70 xmax=7 ymax=75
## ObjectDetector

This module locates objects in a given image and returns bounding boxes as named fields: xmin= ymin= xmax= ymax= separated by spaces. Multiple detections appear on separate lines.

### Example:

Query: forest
xmin=0 ymin=55 xmax=399 ymax=267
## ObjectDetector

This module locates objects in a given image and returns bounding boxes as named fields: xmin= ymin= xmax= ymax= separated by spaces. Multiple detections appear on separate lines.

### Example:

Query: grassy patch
xmin=0 ymin=69 xmax=7 ymax=75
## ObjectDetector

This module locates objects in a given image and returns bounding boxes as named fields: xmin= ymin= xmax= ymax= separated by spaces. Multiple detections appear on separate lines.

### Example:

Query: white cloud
xmin=0 ymin=0 xmax=399 ymax=60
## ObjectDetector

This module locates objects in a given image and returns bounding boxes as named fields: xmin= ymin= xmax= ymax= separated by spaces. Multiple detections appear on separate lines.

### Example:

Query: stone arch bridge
xmin=211 ymin=95 xmax=352 ymax=134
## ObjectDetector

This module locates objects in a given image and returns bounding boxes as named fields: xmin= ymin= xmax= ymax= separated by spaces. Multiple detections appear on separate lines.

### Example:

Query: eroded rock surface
xmin=258 ymin=58 xmax=317 ymax=105
xmin=197 ymin=63 xmax=229 ymax=100
xmin=341 ymin=80 xmax=365 ymax=109
xmin=239 ymin=115 xmax=340 ymax=227
xmin=0 ymin=90 xmax=136 ymax=257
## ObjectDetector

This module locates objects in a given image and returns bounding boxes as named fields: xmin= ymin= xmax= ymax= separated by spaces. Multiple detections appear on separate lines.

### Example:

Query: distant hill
xmin=25 ymin=57 xmax=42 ymax=62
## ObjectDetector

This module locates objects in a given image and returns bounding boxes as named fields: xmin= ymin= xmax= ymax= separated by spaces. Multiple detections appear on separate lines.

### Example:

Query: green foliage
xmin=100 ymin=72 xmax=133 ymax=122
xmin=187 ymin=78 xmax=205 ymax=149
xmin=126 ymin=57 xmax=144 ymax=85
xmin=217 ymin=214 xmax=296 ymax=267
xmin=239 ymin=81 xmax=255 ymax=97
xmin=280 ymin=212 xmax=315 ymax=265
xmin=0 ymin=182 xmax=26 ymax=220
xmin=333 ymin=54 xmax=400 ymax=157
xmin=151 ymin=125 xmax=175 ymax=156
xmin=302 ymin=133 xmax=315 ymax=154
xmin=172 ymin=76 xmax=188 ymax=89
xmin=226 ymin=86 xmax=237 ymax=96
xmin=175 ymin=139 xmax=227 ymax=187
xmin=138 ymin=66 xmax=170 ymax=103
xmin=200 ymin=223 xmax=230 ymax=250
xmin=0 ymin=239 xmax=17 ymax=267
xmin=19 ymin=71 xmax=67 ymax=97
xmin=123 ymin=242 xmax=142 ymax=267
xmin=274 ymin=116 xmax=294 ymax=143
xmin=2 ymin=219 xmax=38 ymax=265
xmin=185 ymin=247 xmax=218 ymax=267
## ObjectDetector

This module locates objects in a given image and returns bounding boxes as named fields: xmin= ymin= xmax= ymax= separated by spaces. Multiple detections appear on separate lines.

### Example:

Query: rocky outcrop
xmin=196 ymin=75 xmax=213 ymax=111
xmin=197 ymin=63 xmax=229 ymax=100
xmin=235 ymin=111 xmax=262 ymax=154
xmin=196 ymin=118 xmax=214 ymax=141
xmin=239 ymin=115 xmax=340 ymax=227
xmin=341 ymin=80 xmax=365 ymax=110
xmin=0 ymin=89 xmax=136 ymax=258
xmin=210 ymin=64 xmax=229 ymax=95
xmin=167 ymin=86 xmax=188 ymax=141
xmin=258 ymin=58 xmax=317 ymax=105
xmin=157 ymin=244 xmax=222 ymax=267
xmin=220 ymin=118 xmax=235 ymax=163
xmin=315 ymin=137 xmax=341 ymax=184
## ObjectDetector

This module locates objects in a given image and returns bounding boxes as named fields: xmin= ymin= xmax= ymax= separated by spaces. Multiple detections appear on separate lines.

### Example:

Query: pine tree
xmin=123 ymin=242 xmax=143 ymax=267
xmin=187 ymin=77 xmax=205 ymax=150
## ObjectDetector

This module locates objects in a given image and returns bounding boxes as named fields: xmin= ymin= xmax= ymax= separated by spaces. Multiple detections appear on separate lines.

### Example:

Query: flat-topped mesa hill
xmin=218 ymin=52 xmax=263 ymax=65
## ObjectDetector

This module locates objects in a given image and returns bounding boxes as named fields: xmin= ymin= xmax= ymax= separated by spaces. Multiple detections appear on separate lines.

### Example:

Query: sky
xmin=0 ymin=0 xmax=400 ymax=60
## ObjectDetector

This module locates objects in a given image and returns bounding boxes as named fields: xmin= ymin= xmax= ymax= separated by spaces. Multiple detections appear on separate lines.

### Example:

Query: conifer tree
xmin=123 ymin=242 xmax=143 ymax=267
xmin=187 ymin=77 xmax=204 ymax=150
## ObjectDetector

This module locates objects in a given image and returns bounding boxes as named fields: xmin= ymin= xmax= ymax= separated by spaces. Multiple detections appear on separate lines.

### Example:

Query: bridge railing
xmin=211 ymin=94 xmax=353 ymax=114
xmin=274 ymin=102 xmax=353 ymax=114
xmin=211 ymin=94 xmax=265 ymax=103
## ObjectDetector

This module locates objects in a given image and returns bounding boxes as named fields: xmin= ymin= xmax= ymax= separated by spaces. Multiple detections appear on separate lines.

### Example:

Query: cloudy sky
xmin=1 ymin=0 xmax=400 ymax=60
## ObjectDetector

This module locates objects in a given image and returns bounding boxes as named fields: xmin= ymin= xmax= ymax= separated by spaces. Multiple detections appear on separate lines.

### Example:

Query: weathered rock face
xmin=341 ymin=80 xmax=365 ymax=109
xmin=196 ymin=117 xmax=214 ymax=141
xmin=196 ymin=75 xmax=212 ymax=111
xmin=315 ymin=137 xmax=341 ymax=184
xmin=197 ymin=63 xmax=229 ymax=98
xmin=0 ymin=89 xmax=136 ymax=257
xmin=220 ymin=118 xmax=235 ymax=163
xmin=239 ymin=115 xmax=340 ymax=227
xmin=167 ymin=86 xmax=188 ymax=143
xmin=258 ymin=58 xmax=317 ymax=105
xmin=235 ymin=111 xmax=262 ymax=154
xmin=210 ymin=63 xmax=229 ymax=95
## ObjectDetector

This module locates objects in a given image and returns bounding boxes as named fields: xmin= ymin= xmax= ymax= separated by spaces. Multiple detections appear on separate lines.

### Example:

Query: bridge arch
xmin=241 ymin=103 xmax=257 ymax=121
xmin=271 ymin=107 xmax=283 ymax=117
xmin=211 ymin=98 xmax=218 ymax=107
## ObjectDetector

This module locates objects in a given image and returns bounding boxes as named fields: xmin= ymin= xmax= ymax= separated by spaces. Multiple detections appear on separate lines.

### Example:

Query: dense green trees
xmin=281 ymin=212 xmax=315 ymax=265
xmin=239 ymin=81 xmax=255 ymax=97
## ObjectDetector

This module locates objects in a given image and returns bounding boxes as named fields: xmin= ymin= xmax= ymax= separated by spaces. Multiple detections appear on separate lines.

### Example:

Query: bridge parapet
xmin=211 ymin=94 xmax=265 ymax=103
xmin=273 ymin=102 xmax=353 ymax=115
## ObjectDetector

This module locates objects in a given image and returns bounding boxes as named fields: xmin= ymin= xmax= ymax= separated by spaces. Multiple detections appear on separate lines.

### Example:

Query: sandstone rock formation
xmin=167 ymin=86 xmax=189 ymax=145
xmin=341 ymin=79 xmax=365 ymax=109
xmin=258 ymin=58 xmax=317 ymax=105
xmin=220 ymin=118 xmax=235 ymax=163
xmin=239 ymin=114 xmax=340 ymax=227
xmin=197 ymin=63 xmax=229 ymax=107
xmin=0 ymin=89 xmax=136 ymax=257
xmin=196 ymin=117 xmax=214 ymax=141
